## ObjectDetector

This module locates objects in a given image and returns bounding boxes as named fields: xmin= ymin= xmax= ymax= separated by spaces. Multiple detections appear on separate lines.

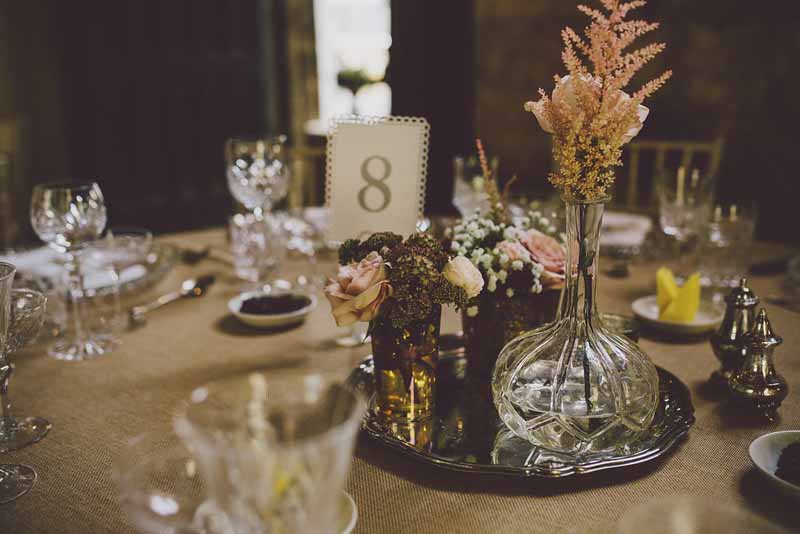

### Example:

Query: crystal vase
xmin=492 ymin=196 xmax=659 ymax=455
xmin=371 ymin=306 xmax=440 ymax=422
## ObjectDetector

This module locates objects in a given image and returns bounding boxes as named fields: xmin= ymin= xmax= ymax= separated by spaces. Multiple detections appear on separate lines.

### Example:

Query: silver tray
xmin=347 ymin=348 xmax=695 ymax=478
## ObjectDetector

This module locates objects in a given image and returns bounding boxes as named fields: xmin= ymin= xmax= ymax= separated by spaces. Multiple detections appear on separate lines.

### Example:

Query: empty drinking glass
xmin=656 ymin=167 xmax=714 ymax=277
xmin=30 ymin=181 xmax=116 ymax=360
xmin=174 ymin=369 xmax=365 ymax=534
xmin=0 ymin=268 xmax=49 ymax=503
xmin=452 ymin=155 xmax=497 ymax=218
xmin=228 ymin=213 xmax=286 ymax=286
xmin=226 ymin=137 xmax=290 ymax=218
xmin=700 ymin=203 xmax=757 ymax=289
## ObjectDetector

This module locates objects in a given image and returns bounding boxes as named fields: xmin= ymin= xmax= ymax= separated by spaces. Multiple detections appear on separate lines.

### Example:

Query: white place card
xmin=326 ymin=116 xmax=430 ymax=241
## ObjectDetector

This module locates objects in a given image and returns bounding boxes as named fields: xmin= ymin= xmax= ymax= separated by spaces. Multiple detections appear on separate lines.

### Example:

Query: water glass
xmin=225 ymin=137 xmax=290 ymax=217
xmin=174 ymin=369 xmax=365 ymax=534
xmin=656 ymin=167 xmax=714 ymax=276
xmin=701 ymin=204 xmax=757 ymax=289
xmin=228 ymin=214 xmax=285 ymax=285
xmin=30 ymin=181 xmax=117 ymax=360
xmin=452 ymin=155 xmax=498 ymax=218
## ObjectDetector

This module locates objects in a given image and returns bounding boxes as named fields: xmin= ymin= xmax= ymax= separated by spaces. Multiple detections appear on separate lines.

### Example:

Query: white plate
xmin=631 ymin=295 xmax=723 ymax=335
xmin=339 ymin=491 xmax=358 ymax=534
xmin=228 ymin=291 xmax=317 ymax=329
xmin=750 ymin=430 xmax=800 ymax=501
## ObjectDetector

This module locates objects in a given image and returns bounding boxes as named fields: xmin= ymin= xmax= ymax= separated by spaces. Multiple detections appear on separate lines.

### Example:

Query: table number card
xmin=326 ymin=116 xmax=430 ymax=241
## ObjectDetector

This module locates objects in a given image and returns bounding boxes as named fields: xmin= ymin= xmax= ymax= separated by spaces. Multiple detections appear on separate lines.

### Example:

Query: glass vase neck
xmin=556 ymin=197 xmax=608 ymax=325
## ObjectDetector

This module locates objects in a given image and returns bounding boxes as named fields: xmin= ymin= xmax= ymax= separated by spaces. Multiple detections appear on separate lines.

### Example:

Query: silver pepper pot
xmin=710 ymin=278 xmax=759 ymax=385
xmin=729 ymin=308 xmax=787 ymax=422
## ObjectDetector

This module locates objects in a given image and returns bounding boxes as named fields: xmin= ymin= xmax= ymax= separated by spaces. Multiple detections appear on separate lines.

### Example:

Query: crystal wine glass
xmin=30 ymin=181 xmax=114 ymax=361
xmin=656 ymin=167 xmax=714 ymax=278
xmin=0 ymin=268 xmax=49 ymax=503
xmin=225 ymin=137 xmax=290 ymax=219
xmin=174 ymin=368 xmax=365 ymax=534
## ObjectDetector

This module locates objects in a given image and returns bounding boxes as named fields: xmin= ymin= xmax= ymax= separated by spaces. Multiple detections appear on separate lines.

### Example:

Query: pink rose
xmin=526 ymin=75 xmax=649 ymax=145
xmin=495 ymin=240 xmax=532 ymax=263
xmin=324 ymin=252 xmax=392 ymax=326
xmin=521 ymin=229 xmax=567 ymax=278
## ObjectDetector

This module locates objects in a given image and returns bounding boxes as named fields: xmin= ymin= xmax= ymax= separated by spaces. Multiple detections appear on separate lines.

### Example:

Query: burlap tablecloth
xmin=1 ymin=228 xmax=798 ymax=533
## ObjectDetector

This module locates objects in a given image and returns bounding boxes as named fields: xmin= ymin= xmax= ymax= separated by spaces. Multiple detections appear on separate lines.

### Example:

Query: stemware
xmin=174 ymin=368 xmax=365 ymax=534
xmin=701 ymin=203 xmax=757 ymax=289
xmin=656 ymin=167 xmax=714 ymax=278
xmin=225 ymin=137 xmax=290 ymax=219
xmin=30 ymin=181 xmax=115 ymax=360
xmin=0 ymin=267 xmax=49 ymax=504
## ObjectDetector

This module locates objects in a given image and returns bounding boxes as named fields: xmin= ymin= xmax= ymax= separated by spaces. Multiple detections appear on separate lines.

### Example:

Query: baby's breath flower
xmin=466 ymin=305 xmax=479 ymax=317
xmin=511 ymin=260 xmax=524 ymax=271
xmin=506 ymin=288 xmax=515 ymax=298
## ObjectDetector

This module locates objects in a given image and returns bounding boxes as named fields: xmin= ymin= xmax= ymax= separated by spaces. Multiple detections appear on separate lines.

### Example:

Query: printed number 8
xmin=358 ymin=156 xmax=391 ymax=213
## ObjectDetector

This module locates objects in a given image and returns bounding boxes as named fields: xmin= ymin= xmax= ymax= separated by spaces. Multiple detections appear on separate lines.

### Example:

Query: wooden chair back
xmin=620 ymin=137 xmax=724 ymax=209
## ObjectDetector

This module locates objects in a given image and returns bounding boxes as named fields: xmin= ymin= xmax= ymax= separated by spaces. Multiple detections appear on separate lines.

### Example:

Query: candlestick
xmin=675 ymin=167 xmax=686 ymax=206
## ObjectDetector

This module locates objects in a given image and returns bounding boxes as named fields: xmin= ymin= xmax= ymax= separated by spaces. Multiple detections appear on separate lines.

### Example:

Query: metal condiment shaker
xmin=710 ymin=278 xmax=759 ymax=385
xmin=729 ymin=308 xmax=787 ymax=421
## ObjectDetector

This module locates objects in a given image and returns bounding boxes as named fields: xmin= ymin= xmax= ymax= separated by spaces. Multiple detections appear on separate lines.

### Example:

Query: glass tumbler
xmin=228 ymin=213 xmax=286 ymax=286
xmin=174 ymin=369 xmax=365 ymax=534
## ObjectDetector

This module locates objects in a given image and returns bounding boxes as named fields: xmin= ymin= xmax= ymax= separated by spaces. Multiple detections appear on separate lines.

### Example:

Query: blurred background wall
xmin=0 ymin=0 xmax=797 ymax=244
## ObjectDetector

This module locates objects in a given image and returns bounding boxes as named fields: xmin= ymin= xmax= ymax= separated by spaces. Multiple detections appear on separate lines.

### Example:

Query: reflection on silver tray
xmin=347 ymin=349 xmax=695 ymax=478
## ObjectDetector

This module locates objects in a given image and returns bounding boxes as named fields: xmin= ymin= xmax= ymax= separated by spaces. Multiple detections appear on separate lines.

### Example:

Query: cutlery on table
xmin=129 ymin=275 xmax=216 ymax=325
xmin=179 ymin=246 xmax=235 ymax=266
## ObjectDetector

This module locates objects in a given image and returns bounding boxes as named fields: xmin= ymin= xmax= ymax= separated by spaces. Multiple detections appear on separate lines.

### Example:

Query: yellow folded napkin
xmin=656 ymin=267 xmax=700 ymax=323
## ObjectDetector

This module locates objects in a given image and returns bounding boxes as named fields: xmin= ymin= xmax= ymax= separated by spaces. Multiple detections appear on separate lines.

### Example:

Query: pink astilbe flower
xmin=525 ymin=0 xmax=672 ymax=200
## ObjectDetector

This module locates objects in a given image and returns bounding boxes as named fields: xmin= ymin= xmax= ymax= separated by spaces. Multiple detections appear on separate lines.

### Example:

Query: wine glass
xmin=225 ymin=137 xmax=290 ymax=219
xmin=656 ymin=167 xmax=714 ymax=278
xmin=174 ymin=368 xmax=365 ymax=534
xmin=0 ymin=268 xmax=49 ymax=503
xmin=30 ymin=181 xmax=114 ymax=361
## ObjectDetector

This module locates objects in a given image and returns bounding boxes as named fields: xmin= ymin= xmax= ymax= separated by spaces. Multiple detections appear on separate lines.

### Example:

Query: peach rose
xmin=527 ymin=75 xmax=649 ymax=144
xmin=521 ymin=229 xmax=567 ymax=278
xmin=495 ymin=240 xmax=532 ymax=263
xmin=324 ymin=252 xmax=392 ymax=326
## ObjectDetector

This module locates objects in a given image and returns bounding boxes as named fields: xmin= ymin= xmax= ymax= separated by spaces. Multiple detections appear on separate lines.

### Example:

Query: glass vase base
xmin=0 ymin=417 xmax=52 ymax=453
xmin=0 ymin=464 xmax=37 ymax=504
xmin=47 ymin=335 xmax=118 ymax=361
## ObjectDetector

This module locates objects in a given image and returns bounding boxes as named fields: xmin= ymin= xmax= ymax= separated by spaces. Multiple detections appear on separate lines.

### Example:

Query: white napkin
xmin=601 ymin=211 xmax=652 ymax=249
xmin=0 ymin=246 xmax=147 ymax=291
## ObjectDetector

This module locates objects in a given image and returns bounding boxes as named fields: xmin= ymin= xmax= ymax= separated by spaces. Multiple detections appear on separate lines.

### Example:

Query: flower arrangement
xmin=525 ymin=0 xmax=672 ymax=200
xmin=449 ymin=140 xmax=567 ymax=317
xmin=325 ymin=232 xmax=481 ymax=329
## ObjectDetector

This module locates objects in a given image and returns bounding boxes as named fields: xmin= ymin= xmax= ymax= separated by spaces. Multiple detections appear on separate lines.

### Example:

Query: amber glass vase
xmin=371 ymin=305 xmax=441 ymax=422
xmin=463 ymin=291 xmax=560 ymax=400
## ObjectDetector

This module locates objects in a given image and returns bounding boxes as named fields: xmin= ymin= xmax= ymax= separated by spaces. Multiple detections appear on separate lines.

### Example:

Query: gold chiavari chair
xmin=620 ymin=137 xmax=725 ymax=210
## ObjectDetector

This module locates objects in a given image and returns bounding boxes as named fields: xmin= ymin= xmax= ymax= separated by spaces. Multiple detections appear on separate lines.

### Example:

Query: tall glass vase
xmin=492 ymin=196 xmax=659 ymax=455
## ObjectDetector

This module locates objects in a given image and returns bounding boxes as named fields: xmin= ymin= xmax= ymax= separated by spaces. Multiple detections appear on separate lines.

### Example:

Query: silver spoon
xmin=129 ymin=275 xmax=216 ymax=325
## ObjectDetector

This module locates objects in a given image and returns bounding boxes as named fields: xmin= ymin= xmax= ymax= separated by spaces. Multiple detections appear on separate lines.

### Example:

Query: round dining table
xmin=1 ymin=227 xmax=798 ymax=533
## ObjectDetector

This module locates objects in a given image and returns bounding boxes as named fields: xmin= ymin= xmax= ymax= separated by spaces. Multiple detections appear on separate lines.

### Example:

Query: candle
xmin=676 ymin=167 xmax=686 ymax=206
xmin=730 ymin=204 xmax=738 ymax=222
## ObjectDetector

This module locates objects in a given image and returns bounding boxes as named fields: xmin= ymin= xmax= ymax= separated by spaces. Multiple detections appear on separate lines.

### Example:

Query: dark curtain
xmin=55 ymin=0 xmax=271 ymax=234
xmin=389 ymin=0 xmax=475 ymax=216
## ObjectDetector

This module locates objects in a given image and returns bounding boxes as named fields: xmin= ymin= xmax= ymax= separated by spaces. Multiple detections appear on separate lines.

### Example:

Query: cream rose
xmin=526 ymin=75 xmax=649 ymax=144
xmin=443 ymin=256 xmax=484 ymax=299
xmin=324 ymin=251 xmax=392 ymax=326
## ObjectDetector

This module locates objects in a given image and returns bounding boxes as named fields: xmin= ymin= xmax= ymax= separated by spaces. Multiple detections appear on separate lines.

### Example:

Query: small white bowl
xmin=749 ymin=430 xmax=800 ymax=501
xmin=228 ymin=291 xmax=317 ymax=329
xmin=631 ymin=295 xmax=724 ymax=336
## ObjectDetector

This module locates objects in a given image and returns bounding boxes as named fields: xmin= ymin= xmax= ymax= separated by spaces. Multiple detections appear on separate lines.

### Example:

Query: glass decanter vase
xmin=492 ymin=196 xmax=659 ymax=455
